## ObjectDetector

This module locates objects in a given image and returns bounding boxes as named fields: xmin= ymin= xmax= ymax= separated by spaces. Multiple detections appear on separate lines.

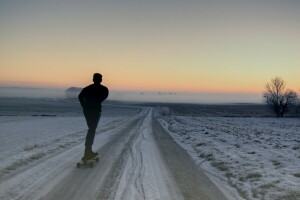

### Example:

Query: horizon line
xmin=0 ymin=86 xmax=262 ymax=95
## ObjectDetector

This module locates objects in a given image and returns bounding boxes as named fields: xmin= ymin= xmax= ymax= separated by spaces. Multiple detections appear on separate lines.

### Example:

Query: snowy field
xmin=1 ymin=97 xmax=299 ymax=200
xmin=1 ymin=101 xmax=229 ymax=200
xmin=0 ymin=116 xmax=118 ymax=179
xmin=157 ymin=107 xmax=300 ymax=200
xmin=0 ymin=98 xmax=143 ymax=199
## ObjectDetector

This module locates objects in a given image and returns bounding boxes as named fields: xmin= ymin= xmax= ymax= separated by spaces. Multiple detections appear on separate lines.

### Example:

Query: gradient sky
xmin=1 ymin=0 xmax=299 ymax=95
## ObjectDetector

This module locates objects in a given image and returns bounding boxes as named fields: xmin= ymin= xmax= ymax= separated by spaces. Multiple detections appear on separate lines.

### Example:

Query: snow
xmin=1 ymin=99 xmax=299 ymax=200
xmin=0 ymin=115 xmax=125 ymax=199
xmin=0 ymin=106 xmax=186 ymax=200
xmin=114 ymin=108 xmax=182 ymax=200
xmin=158 ymin=113 xmax=300 ymax=200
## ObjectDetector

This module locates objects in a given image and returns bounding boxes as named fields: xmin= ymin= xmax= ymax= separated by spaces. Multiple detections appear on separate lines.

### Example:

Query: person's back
xmin=79 ymin=83 xmax=108 ymax=111
xmin=78 ymin=73 xmax=109 ymax=161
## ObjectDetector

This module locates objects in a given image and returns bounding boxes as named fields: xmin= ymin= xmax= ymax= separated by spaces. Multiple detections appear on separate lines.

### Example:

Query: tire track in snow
xmin=1 ymin=107 xmax=230 ymax=200
xmin=0 ymin=112 xmax=144 ymax=200
xmin=0 ymin=117 xmax=124 ymax=183
xmin=96 ymin=115 xmax=144 ymax=200
xmin=114 ymin=108 xmax=183 ymax=200
xmin=29 ymin=109 xmax=149 ymax=200
xmin=153 ymin=117 xmax=229 ymax=200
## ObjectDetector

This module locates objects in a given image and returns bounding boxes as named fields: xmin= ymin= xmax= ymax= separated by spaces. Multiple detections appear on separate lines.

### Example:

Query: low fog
xmin=0 ymin=87 xmax=66 ymax=98
xmin=0 ymin=87 xmax=262 ymax=104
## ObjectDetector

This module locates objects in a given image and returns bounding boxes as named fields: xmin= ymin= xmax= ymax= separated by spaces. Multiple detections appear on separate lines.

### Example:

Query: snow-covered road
xmin=0 ymin=108 xmax=229 ymax=200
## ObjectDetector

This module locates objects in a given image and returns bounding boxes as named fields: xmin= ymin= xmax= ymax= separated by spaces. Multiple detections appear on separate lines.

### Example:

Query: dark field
xmin=0 ymin=97 xmax=293 ymax=117
xmin=166 ymin=103 xmax=274 ymax=117
xmin=0 ymin=97 xmax=141 ymax=117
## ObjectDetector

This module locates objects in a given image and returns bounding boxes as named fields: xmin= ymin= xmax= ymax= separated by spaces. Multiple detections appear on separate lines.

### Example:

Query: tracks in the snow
xmin=3 ymin=108 xmax=230 ymax=200
xmin=152 ymin=117 xmax=228 ymax=200
xmin=38 ymin=112 xmax=145 ymax=200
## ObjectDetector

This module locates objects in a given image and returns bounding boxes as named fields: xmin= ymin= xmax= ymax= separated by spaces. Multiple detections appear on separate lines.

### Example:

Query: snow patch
xmin=158 ymin=115 xmax=300 ymax=200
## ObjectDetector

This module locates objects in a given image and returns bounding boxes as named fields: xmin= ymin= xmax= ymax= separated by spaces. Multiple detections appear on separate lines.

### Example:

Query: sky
xmin=0 ymin=0 xmax=299 ymax=102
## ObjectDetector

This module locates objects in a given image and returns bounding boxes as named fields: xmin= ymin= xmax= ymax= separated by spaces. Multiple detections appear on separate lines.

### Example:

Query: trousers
xmin=83 ymin=109 xmax=101 ymax=149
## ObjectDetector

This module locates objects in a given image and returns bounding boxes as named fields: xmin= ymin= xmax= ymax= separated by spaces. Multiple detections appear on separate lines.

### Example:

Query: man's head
xmin=93 ymin=73 xmax=102 ymax=84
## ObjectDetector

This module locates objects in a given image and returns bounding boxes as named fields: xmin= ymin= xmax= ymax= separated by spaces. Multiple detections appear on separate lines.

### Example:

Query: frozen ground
xmin=0 ymin=100 xmax=229 ymax=200
xmin=157 ymin=107 xmax=300 ymax=200
xmin=1 ymin=98 xmax=299 ymax=200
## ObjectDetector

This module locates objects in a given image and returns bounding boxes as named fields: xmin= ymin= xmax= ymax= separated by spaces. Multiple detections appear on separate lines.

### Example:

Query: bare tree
xmin=263 ymin=77 xmax=298 ymax=117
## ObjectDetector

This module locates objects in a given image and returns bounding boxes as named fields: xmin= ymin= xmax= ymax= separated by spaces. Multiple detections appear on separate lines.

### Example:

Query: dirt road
xmin=1 ymin=108 xmax=229 ymax=200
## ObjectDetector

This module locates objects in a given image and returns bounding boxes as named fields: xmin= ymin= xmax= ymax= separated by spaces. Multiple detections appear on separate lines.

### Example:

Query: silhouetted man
xmin=79 ymin=73 xmax=109 ymax=161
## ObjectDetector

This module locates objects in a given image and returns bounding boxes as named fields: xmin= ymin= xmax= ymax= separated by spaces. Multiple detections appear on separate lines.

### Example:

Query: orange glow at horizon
xmin=1 ymin=0 xmax=300 ymax=97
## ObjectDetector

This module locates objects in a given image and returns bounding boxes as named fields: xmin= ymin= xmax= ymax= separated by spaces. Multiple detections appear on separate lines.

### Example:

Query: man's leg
xmin=83 ymin=110 xmax=100 ymax=156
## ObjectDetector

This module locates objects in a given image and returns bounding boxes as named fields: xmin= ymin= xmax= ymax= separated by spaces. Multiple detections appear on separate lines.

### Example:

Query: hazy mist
xmin=0 ymin=87 xmax=262 ymax=104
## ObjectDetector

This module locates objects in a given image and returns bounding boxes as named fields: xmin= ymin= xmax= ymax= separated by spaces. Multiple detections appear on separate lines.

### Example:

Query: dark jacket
xmin=78 ymin=84 xmax=109 ymax=112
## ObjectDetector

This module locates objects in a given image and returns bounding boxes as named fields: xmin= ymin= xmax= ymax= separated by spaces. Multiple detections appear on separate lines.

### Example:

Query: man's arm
xmin=100 ymin=87 xmax=109 ymax=102
xmin=104 ymin=87 xmax=109 ymax=101
xmin=78 ymin=89 xmax=86 ymax=108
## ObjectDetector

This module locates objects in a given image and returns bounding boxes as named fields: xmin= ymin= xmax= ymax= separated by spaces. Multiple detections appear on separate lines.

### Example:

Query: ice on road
xmin=0 ymin=108 xmax=229 ymax=200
